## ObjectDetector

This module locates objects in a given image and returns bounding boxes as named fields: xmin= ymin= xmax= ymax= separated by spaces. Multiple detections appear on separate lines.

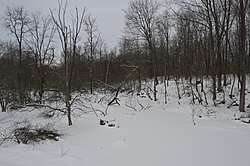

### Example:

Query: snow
xmin=1 ymin=80 xmax=250 ymax=166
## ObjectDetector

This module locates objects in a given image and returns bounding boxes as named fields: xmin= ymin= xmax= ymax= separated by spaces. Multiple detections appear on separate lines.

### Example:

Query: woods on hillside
xmin=0 ymin=0 xmax=249 ymax=126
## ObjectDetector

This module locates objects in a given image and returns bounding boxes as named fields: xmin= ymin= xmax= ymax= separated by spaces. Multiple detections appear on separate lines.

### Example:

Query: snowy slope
xmin=0 ymin=81 xmax=250 ymax=166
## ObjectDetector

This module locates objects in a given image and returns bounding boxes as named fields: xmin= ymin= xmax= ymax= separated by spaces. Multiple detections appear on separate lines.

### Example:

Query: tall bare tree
xmin=51 ymin=0 xmax=86 ymax=126
xmin=238 ymin=0 xmax=248 ymax=112
xmin=4 ymin=6 xmax=30 ymax=104
xmin=202 ymin=0 xmax=234 ymax=93
xmin=84 ymin=14 xmax=100 ymax=94
xmin=174 ymin=0 xmax=235 ymax=101
xmin=157 ymin=10 xmax=170 ymax=104
xmin=124 ymin=0 xmax=160 ymax=101
xmin=27 ymin=12 xmax=56 ymax=104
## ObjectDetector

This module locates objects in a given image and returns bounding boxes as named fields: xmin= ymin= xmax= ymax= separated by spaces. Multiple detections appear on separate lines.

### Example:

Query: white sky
xmin=0 ymin=0 xmax=131 ymax=48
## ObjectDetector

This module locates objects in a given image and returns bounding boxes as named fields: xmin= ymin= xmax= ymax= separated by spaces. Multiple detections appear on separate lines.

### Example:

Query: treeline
xmin=120 ymin=0 xmax=250 ymax=112
xmin=0 ymin=0 xmax=249 ymax=120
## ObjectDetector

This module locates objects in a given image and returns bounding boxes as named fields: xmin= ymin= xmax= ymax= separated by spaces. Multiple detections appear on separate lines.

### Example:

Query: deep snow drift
xmin=0 ymin=80 xmax=250 ymax=166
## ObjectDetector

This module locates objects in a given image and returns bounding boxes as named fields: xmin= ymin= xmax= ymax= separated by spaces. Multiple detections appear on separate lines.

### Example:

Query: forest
xmin=1 ymin=0 xmax=249 ymax=123
xmin=0 ymin=0 xmax=250 ymax=165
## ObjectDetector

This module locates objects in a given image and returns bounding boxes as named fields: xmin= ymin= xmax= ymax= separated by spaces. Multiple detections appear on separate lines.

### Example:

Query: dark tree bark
xmin=84 ymin=14 xmax=100 ymax=94
xmin=51 ymin=0 xmax=86 ymax=126
xmin=238 ymin=0 xmax=248 ymax=112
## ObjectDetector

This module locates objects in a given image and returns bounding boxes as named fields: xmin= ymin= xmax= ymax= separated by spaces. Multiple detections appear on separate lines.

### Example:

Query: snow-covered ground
xmin=1 ymin=80 xmax=250 ymax=166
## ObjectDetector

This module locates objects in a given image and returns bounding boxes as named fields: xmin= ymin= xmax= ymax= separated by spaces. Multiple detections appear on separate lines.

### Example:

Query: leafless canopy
xmin=4 ymin=6 xmax=30 ymax=45
xmin=50 ymin=0 xmax=87 ymax=126
xmin=124 ymin=0 xmax=160 ymax=41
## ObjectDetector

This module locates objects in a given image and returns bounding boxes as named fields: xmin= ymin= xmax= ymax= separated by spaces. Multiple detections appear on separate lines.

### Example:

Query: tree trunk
xmin=38 ymin=79 xmax=45 ymax=104
xmin=239 ymin=0 xmax=247 ymax=112
xmin=66 ymin=90 xmax=72 ymax=126
xmin=90 ymin=66 xmax=93 ymax=94
xmin=164 ymin=65 xmax=167 ymax=104
xmin=138 ymin=66 xmax=141 ymax=92
xmin=105 ymin=59 xmax=110 ymax=92
xmin=66 ymin=58 xmax=72 ymax=126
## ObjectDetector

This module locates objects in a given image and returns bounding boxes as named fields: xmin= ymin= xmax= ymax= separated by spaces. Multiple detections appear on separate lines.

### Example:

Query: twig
xmin=26 ymin=103 xmax=66 ymax=113
xmin=90 ymin=103 xmax=99 ymax=117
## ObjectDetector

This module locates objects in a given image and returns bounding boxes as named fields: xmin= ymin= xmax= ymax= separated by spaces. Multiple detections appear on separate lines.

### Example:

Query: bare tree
xmin=124 ymin=0 xmax=160 ymax=101
xmin=4 ymin=6 xmax=30 ymax=104
xmin=174 ymin=0 xmax=235 ymax=101
xmin=0 ymin=41 xmax=18 ymax=108
xmin=238 ymin=0 xmax=248 ymax=112
xmin=84 ymin=14 xmax=100 ymax=94
xmin=201 ymin=0 xmax=234 ymax=93
xmin=50 ymin=0 xmax=86 ymax=126
xmin=157 ymin=10 xmax=171 ymax=104
xmin=27 ymin=12 xmax=56 ymax=104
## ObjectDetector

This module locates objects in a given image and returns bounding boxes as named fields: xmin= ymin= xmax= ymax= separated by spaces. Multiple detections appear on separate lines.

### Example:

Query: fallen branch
xmin=14 ymin=127 xmax=60 ymax=144
xmin=26 ymin=103 xmax=66 ymax=114
xmin=1 ymin=123 xmax=61 ymax=145
xmin=104 ymin=66 xmax=140 ymax=115
xmin=90 ymin=104 xmax=105 ymax=117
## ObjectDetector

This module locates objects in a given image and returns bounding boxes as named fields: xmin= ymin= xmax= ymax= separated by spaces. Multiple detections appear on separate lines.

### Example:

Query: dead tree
xmin=4 ymin=6 xmax=30 ymax=104
xmin=84 ymin=14 xmax=100 ymax=94
xmin=105 ymin=65 xmax=139 ymax=115
xmin=51 ymin=0 xmax=86 ymax=126
xmin=27 ymin=12 xmax=56 ymax=104
xmin=238 ymin=0 xmax=248 ymax=112
xmin=157 ymin=10 xmax=170 ymax=104
xmin=124 ymin=0 xmax=160 ymax=101
xmin=174 ymin=0 xmax=234 ymax=101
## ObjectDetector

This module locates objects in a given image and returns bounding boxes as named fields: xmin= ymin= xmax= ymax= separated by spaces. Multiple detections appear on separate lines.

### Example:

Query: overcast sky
xmin=0 ymin=0 xmax=131 ymax=48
